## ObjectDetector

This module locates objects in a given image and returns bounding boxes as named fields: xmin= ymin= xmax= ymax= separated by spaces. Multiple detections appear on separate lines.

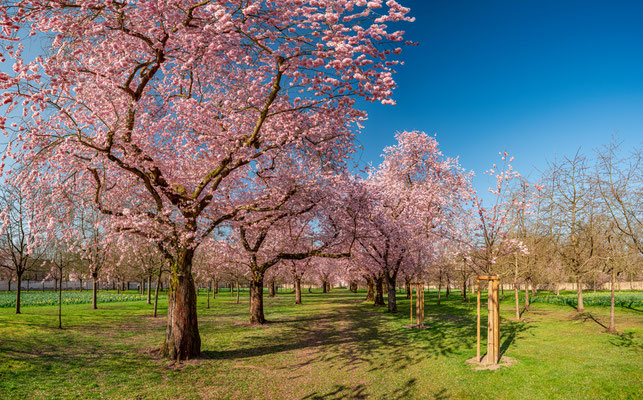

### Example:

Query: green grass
xmin=524 ymin=290 xmax=643 ymax=308
xmin=0 ymin=291 xmax=148 ymax=308
xmin=0 ymin=288 xmax=641 ymax=399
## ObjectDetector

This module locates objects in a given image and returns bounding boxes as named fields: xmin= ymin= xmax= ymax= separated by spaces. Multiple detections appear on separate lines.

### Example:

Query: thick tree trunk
xmin=153 ymin=269 xmax=162 ymax=318
xmin=161 ymin=248 xmax=201 ymax=360
xmin=322 ymin=280 xmax=328 ymax=293
xmin=374 ymin=276 xmax=385 ymax=306
xmin=577 ymin=277 xmax=584 ymax=312
xmin=386 ymin=273 xmax=397 ymax=312
xmin=349 ymin=281 xmax=358 ymax=293
xmin=92 ymin=273 xmax=98 ymax=310
xmin=7 ymin=277 xmax=11 ymax=292
xmin=294 ymin=277 xmax=302 ymax=304
xmin=365 ymin=277 xmax=374 ymax=302
xmin=249 ymin=271 xmax=266 ymax=324
xmin=446 ymin=275 xmax=450 ymax=298
xmin=214 ymin=280 xmax=218 ymax=294
xmin=608 ymin=271 xmax=616 ymax=332
xmin=16 ymin=273 xmax=22 ymax=314
xmin=269 ymin=278 xmax=276 ymax=297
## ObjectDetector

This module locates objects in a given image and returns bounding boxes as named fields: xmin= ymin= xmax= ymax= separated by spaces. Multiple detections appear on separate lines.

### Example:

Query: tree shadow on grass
xmin=301 ymin=378 xmax=422 ymax=400
xmin=608 ymin=331 xmax=643 ymax=350
xmin=203 ymin=293 xmax=483 ymax=375
xmin=572 ymin=312 xmax=608 ymax=330
xmin=499 ymin=319 xmax=531 ymax=358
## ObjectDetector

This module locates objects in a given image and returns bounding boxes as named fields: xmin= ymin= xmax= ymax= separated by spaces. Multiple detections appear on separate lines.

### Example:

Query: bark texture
xmin=294 ymin=277 xmax=302 ymax=304
xmin=374 ymin=276 xmax=385 ymax=306
xmin=386 ymin=274 xmax=397 ymax=312
xmin=249 ymin=271 xmax=266 ymax=324
xmin=161 ymin=249 xmax=201 ymax=360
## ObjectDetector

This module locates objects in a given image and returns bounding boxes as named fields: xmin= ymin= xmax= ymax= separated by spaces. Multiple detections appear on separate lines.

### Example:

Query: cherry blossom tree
xmin=0 ymin=0 xmax=413 ymax=359
xmin=471 ymin=153 xmax=529 ymax=275
xmin=357 ymin=131 xmax=473 ymax=312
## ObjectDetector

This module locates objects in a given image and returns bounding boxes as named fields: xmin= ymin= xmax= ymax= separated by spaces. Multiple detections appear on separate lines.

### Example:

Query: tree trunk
xmin=236 ymin=280 xmax=240 ymax=304
xmin=230 ymin=283 xmax=233 ymax=294
xmin=555 ymin=283 xmax=560 ymax=296
xmin=7 ymin=277 xmax=11 ymax=292
xmin=80 ymin=278 xmax=83 ymax=292
xmin=462 ymin=278 xmax=467 ymax=302
xmin=437 ymin=275 xmax=442 ymax=306
xmin=15 ymin=272 xmax=22 ymax=314
xmin=514 ymin=281 xmax=520 ymax=320
xmin=322 ymin=280 xmax=328 ymax=293
xmin=214 ymin=280 xmax=218 ymax=294
xmin=147 ymin=274 xmax=152 ymax=305
xmin=405 ymin=279 xmax=411 ymax=299
xmin=161 ymin=248 xmax=201 ymax=360
xmin=386 ymin=273 xmax=397 ymax=312
xmin=576 ymin=277 xmax=584 ymax=312
xmin=92 ymin=273 xmax=98 ymax=310
xmin=249 ymin=271 xmax=266 ymax=324
xmin=206 ymin=280 xmax=211 ymax=309
xmin=608 ymin=271 xmax=616 ymax=332
xmin=269 ymin=278 xmax=276 ymax=297
xmin=153 ymin=269 xmax=162 ymax=318
xmin=58 ymin=275 xmax=63 ymax=329
xmin=294 ymin=277 xmax=302 ymax=305
xmin=524 ymin=283 xmax=529 ymax=308
xmin=365 ymin=277 xmax=374 ymax=301
xmin=374 ymin=276 xmax=385 ymax=306
xmin=446 ymin=276 xmax=450 ymax=298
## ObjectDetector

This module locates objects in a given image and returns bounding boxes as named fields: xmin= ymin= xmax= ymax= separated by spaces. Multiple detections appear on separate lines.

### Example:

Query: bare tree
xmin=0 ymin=184 xmax=46 ymax=314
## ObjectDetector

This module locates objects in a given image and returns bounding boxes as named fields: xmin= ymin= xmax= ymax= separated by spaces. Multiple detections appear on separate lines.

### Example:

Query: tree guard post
xmin=416 ymin=281 xmax=425 ymax=328
xmin=476 ymin=279 xmax=481 ymax=361
xmin=476 ymin=276 xmax=500 ymax=365
xmin=405 ymin=281 xmax=426 ymax=329
xmin=410 ymin=283 xmax=413 ymax=325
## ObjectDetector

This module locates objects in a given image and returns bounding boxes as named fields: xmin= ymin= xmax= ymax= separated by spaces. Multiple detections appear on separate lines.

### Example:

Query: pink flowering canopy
xmin=0 ymin=0 xmax=413 ymax=254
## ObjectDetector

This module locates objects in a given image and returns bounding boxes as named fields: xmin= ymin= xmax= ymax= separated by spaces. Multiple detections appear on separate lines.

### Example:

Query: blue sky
xmin=356 ymin=0 xmax=643 ymax=199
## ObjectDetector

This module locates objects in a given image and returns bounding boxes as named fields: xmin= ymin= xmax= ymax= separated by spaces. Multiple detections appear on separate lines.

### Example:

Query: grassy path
xmin=0 ymin=289 xmax=641 ymax=399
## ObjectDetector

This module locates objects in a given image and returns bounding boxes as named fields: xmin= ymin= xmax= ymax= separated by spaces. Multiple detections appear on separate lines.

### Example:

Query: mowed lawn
xmin=0 ymin=288 xmax=641 ymax=400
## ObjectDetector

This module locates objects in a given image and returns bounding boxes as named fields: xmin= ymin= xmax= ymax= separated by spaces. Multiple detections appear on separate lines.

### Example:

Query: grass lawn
xmin=0 ymin=288 xmax=641 ymax=399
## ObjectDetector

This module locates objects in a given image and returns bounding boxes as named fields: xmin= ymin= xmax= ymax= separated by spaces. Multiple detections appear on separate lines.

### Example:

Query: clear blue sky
xmin=356 ymin=0 xmax=643 ymax=197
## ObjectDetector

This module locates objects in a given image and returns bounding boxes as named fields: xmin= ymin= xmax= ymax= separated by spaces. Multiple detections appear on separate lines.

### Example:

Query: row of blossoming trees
xmin=0 ymin=0 xmax=639 ymax=361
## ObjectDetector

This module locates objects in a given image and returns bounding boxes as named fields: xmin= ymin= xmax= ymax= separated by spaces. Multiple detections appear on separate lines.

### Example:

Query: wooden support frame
xmin=408 ymin=281 xmax=425 ymax=328
xmin=476 ymin=276 xmax=500 ymax=365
